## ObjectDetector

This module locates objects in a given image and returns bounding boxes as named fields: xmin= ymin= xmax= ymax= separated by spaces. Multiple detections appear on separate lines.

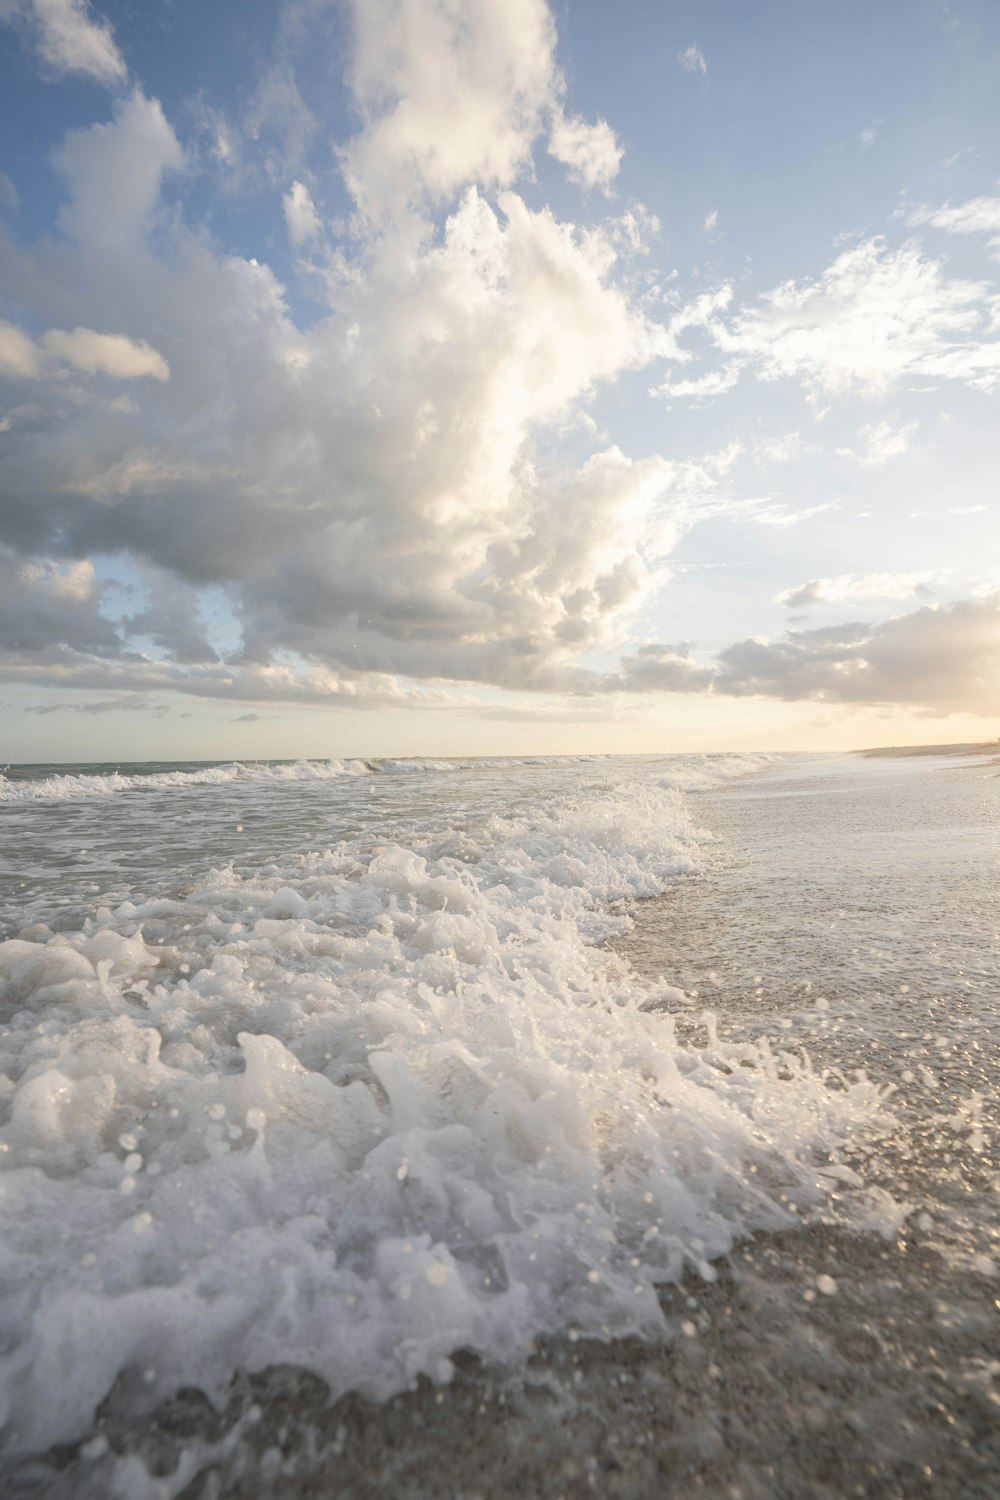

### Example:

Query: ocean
xmin=0 ymin=750 xmax=997 ymax=1497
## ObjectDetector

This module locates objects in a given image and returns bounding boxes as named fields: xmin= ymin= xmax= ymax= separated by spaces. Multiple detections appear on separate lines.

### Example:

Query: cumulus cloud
xmin=40 ymin=327 xmax=169 ymax=379
xmin=2 ymin=0 xmax=994 ymax=726
xmin=282 ymin=179 xmax=322 ymax=246
xmin=341 ymin=0 xmax=558 ymax=222
xmin=679 ymin=44 xmax=707 ymax=75
xmin=0 ymin=0 xmax=126 ymax=85
xmin=614 ymin=642 xmax=713 ymax=694
xmin=655 ymin=237 xmax=1000 ymax=400
xmin=774 ymin=573 xmax=935 ymax=610
xmin=548 ymin=112 xmax=622 ymax=191
xmin=0 ymin=1 xmax=674 ymax=707
xmin=1 ymin=320 xmax=169 ymax=382
xmin=54 ymin=89 xmax=184 ymax=250
xmin=600 ymin=591 xmax=1000 ymax=716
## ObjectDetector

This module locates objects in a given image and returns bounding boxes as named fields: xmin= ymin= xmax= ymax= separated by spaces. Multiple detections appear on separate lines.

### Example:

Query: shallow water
xmin=618 ymin=752 xmax=1000 ymax=1273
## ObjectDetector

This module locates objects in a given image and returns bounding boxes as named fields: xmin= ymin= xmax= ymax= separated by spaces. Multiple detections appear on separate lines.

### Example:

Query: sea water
xmin=619 ymin=751 xmax=1000 ymax=1272
xmin=0 ymin=751 xmax=993 ymax=1481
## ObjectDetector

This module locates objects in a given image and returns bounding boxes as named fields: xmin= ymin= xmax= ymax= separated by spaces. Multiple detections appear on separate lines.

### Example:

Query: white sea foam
xmin=0 ymin=751 xmax=767 ymax=804
xmin=0 ymin=757 xmax=884 ymax=1456
xmin=0 ymin=758 xmax=377 ymax=803
xmin=0 ymin=752 xmax=618 ymax=804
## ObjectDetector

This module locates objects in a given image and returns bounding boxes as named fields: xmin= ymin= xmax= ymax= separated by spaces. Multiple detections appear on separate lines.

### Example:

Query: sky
xmin=0 ymin=0 xmax=999 ymax=761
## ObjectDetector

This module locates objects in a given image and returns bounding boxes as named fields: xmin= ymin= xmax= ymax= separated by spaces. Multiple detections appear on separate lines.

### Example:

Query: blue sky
xmin=1 ymin=0 xmax=998 ymax=760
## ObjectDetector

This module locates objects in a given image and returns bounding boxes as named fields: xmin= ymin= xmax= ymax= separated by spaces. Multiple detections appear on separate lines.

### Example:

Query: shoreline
xmin=856 ymin=740 xmax=1000 ymax=758
xmin=8 ymin=1175 xmax=995 ymax=1499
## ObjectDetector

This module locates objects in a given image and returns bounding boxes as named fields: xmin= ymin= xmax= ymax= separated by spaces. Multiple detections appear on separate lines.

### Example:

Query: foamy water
xmin=0 ymin=754 xmax=887 ymax=1463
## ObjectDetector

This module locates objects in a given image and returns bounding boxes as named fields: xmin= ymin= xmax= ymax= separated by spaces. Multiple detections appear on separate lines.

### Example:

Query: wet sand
xmin=7 ymin=1215 xmax=996 ymax=1499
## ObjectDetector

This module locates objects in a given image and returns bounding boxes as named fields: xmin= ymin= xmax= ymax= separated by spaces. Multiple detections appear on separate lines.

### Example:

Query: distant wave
xmin=0 ymin=758 xmax=373 ymax=802
xmin=0 ymin=752 xmax=619 ymax=803
xmin=0 ymin=751 xmax=779 ymax=805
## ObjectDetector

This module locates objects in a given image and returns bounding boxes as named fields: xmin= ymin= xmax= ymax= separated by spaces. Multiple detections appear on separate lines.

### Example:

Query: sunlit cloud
xmin=836 ymin=419 xmax=917 ymax=467
xmin=616 ymin=594 xmax=1000 ymax=715
xmin=774 ymin=573 xmax=936 ymax=609
xmin=0 ymin=0 xmax=998 ymax=734
xmin=656 ymin=237 xmax=1000 ymax=400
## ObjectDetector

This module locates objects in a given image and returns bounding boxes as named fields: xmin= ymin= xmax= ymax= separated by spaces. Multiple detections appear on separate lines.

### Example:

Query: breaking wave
xmin=0 ymin=755 xmax=883 ymax=1457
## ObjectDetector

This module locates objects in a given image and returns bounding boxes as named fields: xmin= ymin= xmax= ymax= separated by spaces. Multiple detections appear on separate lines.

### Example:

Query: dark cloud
xmin=0 ymin=547 xmax=121 ymax=659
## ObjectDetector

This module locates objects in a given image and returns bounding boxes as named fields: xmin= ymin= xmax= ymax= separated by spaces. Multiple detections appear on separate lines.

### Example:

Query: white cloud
xmin=679 ymin=44 xmax=706 ymax=75
xmin=738 ymin=501 xmax=838 ymax=530
xmin=702 ymin=439 xmax=742 ymax=475
xmin=757 ymin=431 xmax=806 ymax=464
xmin=0 ymin=319 xmax=41 ymax=378
xmin=774 ymin=573 xmax=935 ymax=609
xmin=908 ymin=195 xmax=1000 ymax=237
xmin=0 ymin=0 xmax=126 ymax=85
xmin=606 ymin=204 xmax=660 ymax=256
xmin=247 ymin=62 xmax=318 ymax=180
xmin=655 ymin=362 xmax=742 ymax=401
xmin=342 ymin=0 xmax=559 ymax=223
xmin=41 ymin=327 xmax=169 ymax=380
xmin=0 ymin=320 xmax=169 ymax=382
xmin=615 ymin=642 xmax=712 ymax=694
xmin=859 ymin=121 xmax=879 ymax=148
xmin=0 ymin=3 xmax=667 ymax=704
xmin=54 ymin=90 xmax=184 ymax=251
xmin=548 ymin=112 xmax=622 ymax=191
xmin=703 ymin=209 xmax=718 ymax=232
xmin=837 ymin=418 xmax=917 ymax=467
xmin=657 ymin=237 xmax=1000 ymax=399
xmin=282 ymin=180 xmax=322 ymax=246
xmin=4 ymin=0 xmax=992 ymax=726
